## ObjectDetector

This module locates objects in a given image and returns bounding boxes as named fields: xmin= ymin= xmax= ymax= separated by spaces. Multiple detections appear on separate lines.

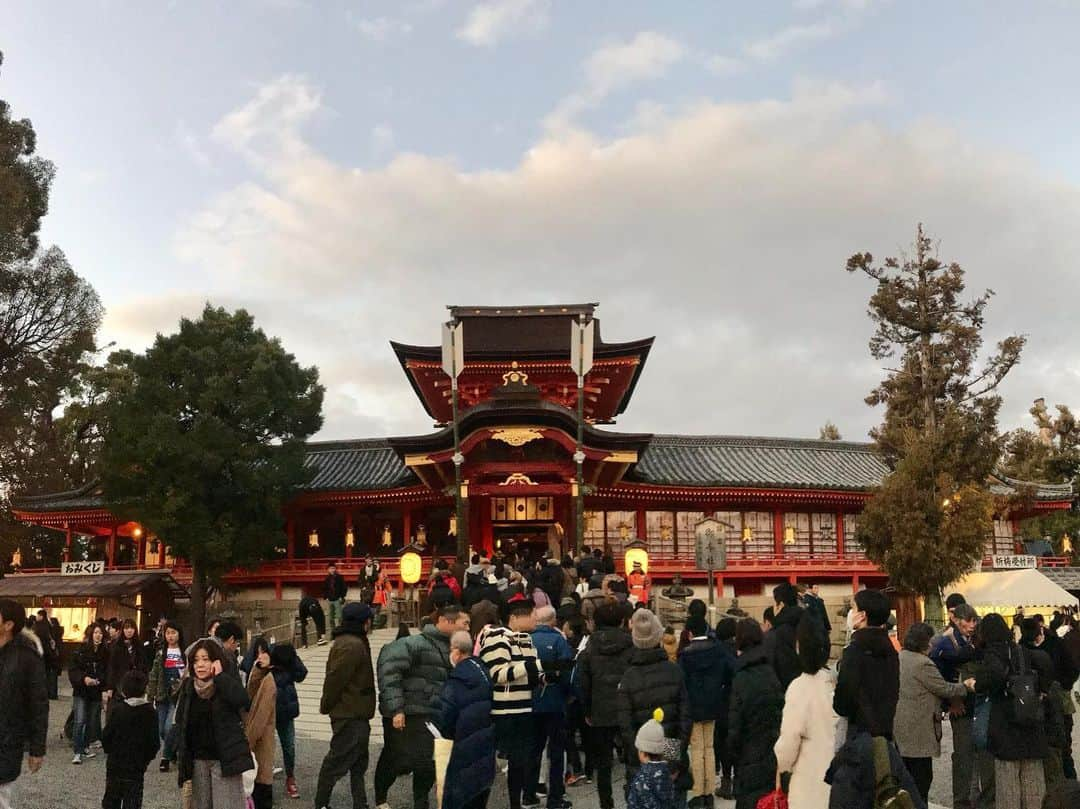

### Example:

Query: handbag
xmin=755 ymin=771 xmax=789 ymax=809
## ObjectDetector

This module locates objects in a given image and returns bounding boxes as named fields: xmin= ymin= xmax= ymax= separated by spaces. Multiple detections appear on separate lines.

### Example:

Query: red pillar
xmin=836 ymin=512 xmax=846 ymax=557
xmin=852 ymin=574 xmax=861 ymax=595
xmin=64 ymin=524 xmax=73 ymax=563
xmin=107 ymin=525 xmax=117 ymax=570
xmin=636 ymin=508 xmax=647 ymax=542
xmin=403 ymin=509 xmax=413 ymax=546
xmin=274 ymin=578 xmax=283 ymax=600
xmin=716 ymin=574 xmax=725 ymax=601
xmin=772 ymin=510 xmax=784 ymax=556
xmin=137 ymin=536 xmax=146 ymax=569
xmin=286 ymin=518 xmax=296 ymax=560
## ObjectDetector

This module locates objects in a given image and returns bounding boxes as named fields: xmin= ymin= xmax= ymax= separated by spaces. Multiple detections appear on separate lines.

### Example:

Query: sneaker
xmin=90 ymin=740 xmax=103 ymax=749
xmin=82 ymin=750 xmax=96 ymax=760
xmin=521 ymin=798 xmax=541 ymax=809
xmin=317 ymin=638 xmax=327 ymax=645
xmin=159 ymin=759 xmax=170 ymax=773
xmin=273 ymin=766 xmax=284 ymax=776
xmin=376 ymin=803 xmax=391 ymax=809
xmin=548 ymin=800 xmax=573 ymax=809
xmin=286 ymin=776 xmax=299 ymax=799
xmin=564 ymin=774 xmax=585 ymax=787
xmin=535 ymin=785 xmax=548 ymax=796
xmin=72 ymin=754 xmax=82 ymax=765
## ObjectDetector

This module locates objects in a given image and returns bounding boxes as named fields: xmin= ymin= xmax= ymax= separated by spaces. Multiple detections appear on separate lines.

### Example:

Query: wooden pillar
xmin=403 ymin=509 xmax=413 ymax=546
xmin=636 ymin=508 xmax=647 ymax=542
xmin=107 ymin=525 xmax=117 ymax=570
xmin=64 ymin=524 xmax=73 ymax=563
xmin=852 ymin=574 xmax=860 ymax=595
xmin=274 ymin=578 xmax=283 ymax=600
xmin=344 ymin=511 xmax=354 ymax=562
xmin=772 ymin=510 xmax=784 ymax=556
xmin=715 ymin=574 xmax=725 ymax=601
xmin=286 ymin=518 xmax=296 ymax=560
xmin=137 ymin=536 xmax=146 ymax=569
xmin=836 ymin=512 xmax=846 ymax=557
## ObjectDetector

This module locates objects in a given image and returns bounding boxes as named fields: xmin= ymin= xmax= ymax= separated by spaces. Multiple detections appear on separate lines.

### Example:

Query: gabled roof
xmin=303 ymin=439 xmax=419 ymax=491
xmin=0 ymin=570 xmax=189 ymax=599
xmin=628 ymin=435 xmax=891 ymax=491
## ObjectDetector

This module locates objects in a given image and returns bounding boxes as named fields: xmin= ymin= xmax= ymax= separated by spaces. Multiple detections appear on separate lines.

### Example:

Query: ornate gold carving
xmin=498 ymin=472 xmax=538 ymax=486
xmin=490 ymin=428 xmax=543 ymax=447
xmin=501 ymin=361 xmax=529 ymax=386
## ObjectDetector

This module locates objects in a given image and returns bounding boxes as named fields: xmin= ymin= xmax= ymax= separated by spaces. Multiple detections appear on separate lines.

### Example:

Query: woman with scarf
xmin=173 ymin=638 xmax=253 ymax=809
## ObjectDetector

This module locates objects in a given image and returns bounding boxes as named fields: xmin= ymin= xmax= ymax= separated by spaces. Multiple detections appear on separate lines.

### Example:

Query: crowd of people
xmin=4 ymin=545 xmax=1080 ymax=809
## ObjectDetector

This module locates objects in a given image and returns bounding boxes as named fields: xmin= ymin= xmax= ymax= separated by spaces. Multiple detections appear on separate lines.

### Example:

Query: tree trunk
xmin=923 ymin=587 xmax=945 ymax=631
xmin=188 ymin=562 xmax=207 ymax=642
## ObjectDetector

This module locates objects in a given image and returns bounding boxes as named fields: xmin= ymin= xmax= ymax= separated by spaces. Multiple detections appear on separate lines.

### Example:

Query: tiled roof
xmin=1038 ymin=568 xmax=1080 ymax=593
xmin=988 ymin=473 xmax=1074 ymax=501
xmin=628 ymin=435 xmax=891 ymax=491
xmin=302 ymin=439 xmax=418 ymax=491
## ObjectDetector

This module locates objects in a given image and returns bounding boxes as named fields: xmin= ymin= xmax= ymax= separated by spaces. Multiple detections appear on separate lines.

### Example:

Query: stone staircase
xmin=294 ymin=627 xmax=399 ymax=743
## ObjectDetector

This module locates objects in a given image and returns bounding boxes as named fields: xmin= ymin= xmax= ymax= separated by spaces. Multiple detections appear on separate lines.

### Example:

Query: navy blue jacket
xmin=531 ymin=624 xmax=574 ymax=714
xmin=272 ymin=657 xmax=308 ymax=722
xmin=435 ymin=657 xmax=495 ymax=809
xmin=678 ymin=635 xmax=734 ymax=722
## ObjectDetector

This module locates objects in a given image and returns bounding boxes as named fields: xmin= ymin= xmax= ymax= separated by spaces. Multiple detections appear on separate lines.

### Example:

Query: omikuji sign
xmin=61 ymin=560 xmax=105 ymax=576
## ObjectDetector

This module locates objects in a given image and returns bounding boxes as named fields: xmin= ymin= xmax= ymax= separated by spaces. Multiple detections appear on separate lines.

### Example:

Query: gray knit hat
xmin=631 ymin=608 xmax=664 ymax=650
xmin=634 ymin=708 xmax=667 ymax=755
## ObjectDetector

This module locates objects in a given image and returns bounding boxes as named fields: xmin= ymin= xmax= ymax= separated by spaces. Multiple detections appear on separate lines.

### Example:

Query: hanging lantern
xmin=399 ymin=543 xmax=423 ymax=585
xmin=308 ymin=529 xmax=319 ymax=549
xmin=448 ymin=514 xmax=457 ymax=536
xmin=416 ymin=524 xmax=427 ymax=546
xmin=381 ymin=524 xmax=393 ymax=547
xmin=784 ymin=525 xmax=796 ymax=545
xmin=623 ymin=537 xmax=649 ymax=575
xmin=345 ymin=527 xmax=355 ymax=548
xmin=1063 ymin=534 xmax=1074 ymax=555
xmin=11 ymin=548 xmax=22 ymax=568
xmin=741 ymin=525 xmax=753 ymax=543
xmin=619 ymin=523 xmax=631 ymax=542
xmin=132 ymin=525 xmax=143 ymax=539
xmin=660 ymin=524 xmax=673 ymax=543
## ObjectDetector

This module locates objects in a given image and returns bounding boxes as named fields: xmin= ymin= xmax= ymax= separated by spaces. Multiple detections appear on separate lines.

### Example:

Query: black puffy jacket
xmin=976 ymin=640 xmax=1053 ymax=761
xmin=678 ymin=636 xmax=734 ymax=721
xmin=727 ymin=645 xmax=784 ymax=806
xmin=577 ymin=627 xmax=633 ymax=727
xmin=173 ymin=673 xmax=253 ymax=786
xmin=616 ymin=646 xmax=691 ymax=750
xmin=764 ymin=604 xmax=803 ymax=690
xmin=834 ymin=627 xmax=898 ymax=739
xmin=0 ymin=631 xmax=48 ymax=785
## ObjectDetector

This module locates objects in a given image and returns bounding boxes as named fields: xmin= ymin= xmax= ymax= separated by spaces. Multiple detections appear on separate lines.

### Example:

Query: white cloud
xmin=371 ymin=123 xmax=395 ymax=156
xmin=745 ymin=21 xmax=836 ymax=62
xmin=158 ymin=75 xmax=1080 ymax=441
xmin=211 ymin=75 xmax=321 ymax=165
xmin=457 ymin=0 xmax=550 ymax=47
xmin=549 ymin=32 xmax=686 ymax=128
xmin=350 ymin=15 xmax=413 ymax=41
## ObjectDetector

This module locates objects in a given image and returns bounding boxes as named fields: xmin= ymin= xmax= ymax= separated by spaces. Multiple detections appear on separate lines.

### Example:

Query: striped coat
xmin=478 ymin=626 xmax=540 ymax=715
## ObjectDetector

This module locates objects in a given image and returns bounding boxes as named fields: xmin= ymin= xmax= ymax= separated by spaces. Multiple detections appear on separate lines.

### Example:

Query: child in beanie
xmin=628 ymin=708 xmax=674 ymax=809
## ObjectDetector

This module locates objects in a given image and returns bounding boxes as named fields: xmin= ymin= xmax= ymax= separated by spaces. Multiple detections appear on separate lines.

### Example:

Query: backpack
xmin=1006 ymin=645 xmax=1041 ymax=727
xmin=872 ymin=736 xmax=915 ymax=809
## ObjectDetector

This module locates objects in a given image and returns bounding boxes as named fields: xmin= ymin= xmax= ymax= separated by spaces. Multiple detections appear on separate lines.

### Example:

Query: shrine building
xmin=10 ymin=304 xmax=1073 ymax=617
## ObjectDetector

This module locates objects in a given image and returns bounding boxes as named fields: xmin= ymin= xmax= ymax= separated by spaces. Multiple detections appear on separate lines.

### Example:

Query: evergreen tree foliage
xmin=819 ymin=421 xmax=842 ymax=440
xmin=101 ymin=306 xmax=324 ymax=633
xmin=848 ymin=225 xmax=1024 ymax=601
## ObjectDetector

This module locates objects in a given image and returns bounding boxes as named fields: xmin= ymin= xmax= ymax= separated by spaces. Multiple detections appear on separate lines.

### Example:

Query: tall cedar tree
xmin=101 ymin=306 xmax=323 ymax=635
xmin=0 ymin=53 xmax=104 ymax=568
xmin=848 ymin=225 xmax=1024 ymax=603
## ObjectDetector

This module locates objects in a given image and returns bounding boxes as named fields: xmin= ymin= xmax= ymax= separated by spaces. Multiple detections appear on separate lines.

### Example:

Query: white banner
xmin=991 ymin=554 xmax=1037 ymax=570
xmin=61 ymin=560 xmax=105 ymax=576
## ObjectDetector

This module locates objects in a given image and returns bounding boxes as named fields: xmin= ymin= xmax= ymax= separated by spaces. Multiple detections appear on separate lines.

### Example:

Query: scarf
xmin=193 ymin=676 xmax=216 ymax=700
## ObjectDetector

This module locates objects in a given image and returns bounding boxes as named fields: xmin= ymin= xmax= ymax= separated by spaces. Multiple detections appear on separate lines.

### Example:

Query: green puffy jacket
xmin=377 ymin=625 xmax=452 ymax=717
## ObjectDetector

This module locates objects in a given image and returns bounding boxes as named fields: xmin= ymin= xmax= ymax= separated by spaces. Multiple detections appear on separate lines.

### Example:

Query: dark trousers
xmin=951 ymin=713 xmax=995 ymax=809
xmin=1063 ymin=715 xmax=1076 ymax=781
xmin=101 ymin=775 xmax=144 ymax=809
xmin=902 ymin=757 xmax=933 ymax=804
xmin=299 ymin=605 xmax=326 ymax=646
xmin=251 ymin=782 xmax=272 ymax=809
xmin=47 ymin=668 xmax=59 ymax=700
xmin=590 ymin=726 xmax=619 ymax=809
xmin=712 ymin=715 xmax=733 ymax=782
xmin=527 ymin=712 xmax=566 ymax=807
xmin=374 ymin=716 xmax=436 ymax=809
xmin=462 ymin=789 xmax=491 ymax=809
xmin=315 ymin=717 xmax=371 ymax=809
xmin=495 ymin=714 xmax=535 ymax=809
xmin=566 ymin=702 xmax=593 ymax=777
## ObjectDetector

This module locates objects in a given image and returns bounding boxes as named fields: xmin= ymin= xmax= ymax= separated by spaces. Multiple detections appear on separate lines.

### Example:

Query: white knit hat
xmin=635 ymin=708 xmax=667 ymax=755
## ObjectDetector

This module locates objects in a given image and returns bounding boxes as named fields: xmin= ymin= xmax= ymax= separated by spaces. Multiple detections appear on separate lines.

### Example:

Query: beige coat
xmin=774 ymin=669 xmax=837 ymax=809
xmin=893 ymin=649 xmax=967 ymax=759
xmin=245 ymin=665 xmax=277 ymax=786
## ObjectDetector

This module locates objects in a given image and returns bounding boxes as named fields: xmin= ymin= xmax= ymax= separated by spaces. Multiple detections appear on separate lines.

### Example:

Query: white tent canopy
xmin=950 ymin=569 xmax=1078 ymax=611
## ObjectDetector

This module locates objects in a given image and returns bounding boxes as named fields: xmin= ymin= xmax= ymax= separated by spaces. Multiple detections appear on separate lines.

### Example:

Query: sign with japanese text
xmin=694 ymin=518 xmax=728 ymax=571
xmin=61 ymin=560 xmax=105 ymax=576
xmin=991 ymin=555 xmax=1037 ymax=570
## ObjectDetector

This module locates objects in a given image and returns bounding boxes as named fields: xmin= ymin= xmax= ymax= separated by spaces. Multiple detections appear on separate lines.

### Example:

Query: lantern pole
xmin=443 ymin=319 xmax=468 ymax=562
xmin=571 ymin=315 xmax=594 ymax=556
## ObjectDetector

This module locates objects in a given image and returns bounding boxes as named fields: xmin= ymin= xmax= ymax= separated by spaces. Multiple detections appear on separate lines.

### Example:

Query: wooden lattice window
xmin=646 ymin=511 xmax=676 ymax=558
xmin=584 ymin=510 xmax=606 ymax=550
xmin=606 ymin=510 xmax=636 ymax=555
xmin=740 ymin=511 xmax=775 ymax=555
xmin=844 ymin=514 xmax=864 ymax=556
xmin=675 ymin=512 xmax=706 ymax=558
xmin=782 ymin=513 xmax=838 ymax=557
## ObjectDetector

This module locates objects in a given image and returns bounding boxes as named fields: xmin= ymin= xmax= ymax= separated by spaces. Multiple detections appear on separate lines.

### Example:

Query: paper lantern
xmin=400 ymin=546 xmax=423 ymax=585
xmin=624 ymin=538 xmax=649 ymax=575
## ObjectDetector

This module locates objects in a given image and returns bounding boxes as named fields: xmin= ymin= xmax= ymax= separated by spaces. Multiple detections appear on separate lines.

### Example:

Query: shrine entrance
xmin=493 ymin=522 xmax=566 ymax=562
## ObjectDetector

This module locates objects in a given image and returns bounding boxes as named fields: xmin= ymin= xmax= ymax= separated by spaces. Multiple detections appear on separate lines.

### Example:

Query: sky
xmin=4 ymin=0 xmax=1080 ymax=442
